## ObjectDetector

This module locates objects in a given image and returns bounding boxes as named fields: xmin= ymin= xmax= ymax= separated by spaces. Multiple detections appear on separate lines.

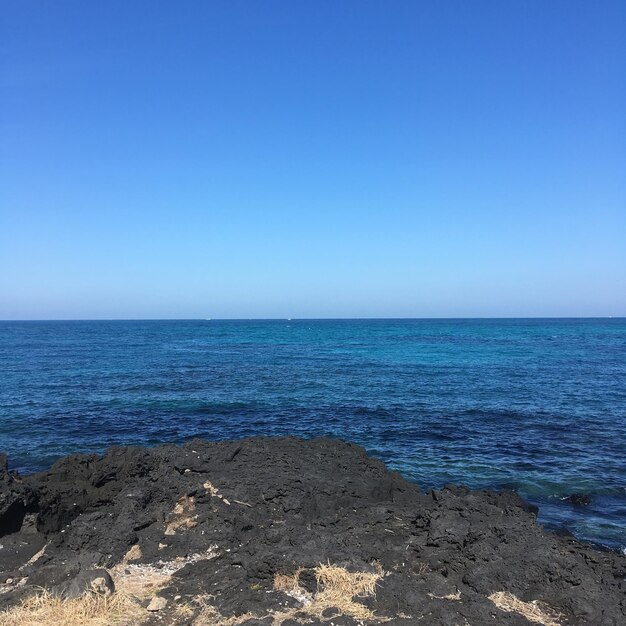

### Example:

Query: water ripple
xmin=0 ymin=318 xmax=625 ymax=550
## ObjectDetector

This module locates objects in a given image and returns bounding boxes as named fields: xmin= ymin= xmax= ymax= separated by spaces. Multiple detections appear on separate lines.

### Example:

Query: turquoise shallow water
xmin=0 ymin=319 xmax=625 ymax=550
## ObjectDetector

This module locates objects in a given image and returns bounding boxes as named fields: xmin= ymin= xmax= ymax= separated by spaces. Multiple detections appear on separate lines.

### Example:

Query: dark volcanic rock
xmin=565 ymin=493 xmax=593 ymax=506
xmin=0 ymin=437 xmax=624 ymax=625
xmin=0 ymin=454 xmax=35 ymax=537
xmin=52 ymin=568 xmax=115 ymax=599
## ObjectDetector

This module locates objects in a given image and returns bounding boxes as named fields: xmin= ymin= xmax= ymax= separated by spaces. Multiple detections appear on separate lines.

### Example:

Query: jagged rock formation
xmin=0 ymin=437 xmax=624 ymax=625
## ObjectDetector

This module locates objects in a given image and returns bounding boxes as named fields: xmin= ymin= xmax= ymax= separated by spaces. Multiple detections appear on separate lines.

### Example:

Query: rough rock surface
xmin=0 ymin=437 xmax=624 ymax=625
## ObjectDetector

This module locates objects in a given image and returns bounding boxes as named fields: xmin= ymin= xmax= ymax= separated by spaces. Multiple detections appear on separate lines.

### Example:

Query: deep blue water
xmin=1 ymin=319 xmax=625 ymax=550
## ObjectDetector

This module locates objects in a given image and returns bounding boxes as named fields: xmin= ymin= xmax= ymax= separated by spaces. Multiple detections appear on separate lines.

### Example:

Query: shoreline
xmin=6 ymin=445 xmax=622 ymax=557
xmin=1 ymin=436 xmax=625 ymax=625
xmin=7 ymin=442 xmax=623 ymax=557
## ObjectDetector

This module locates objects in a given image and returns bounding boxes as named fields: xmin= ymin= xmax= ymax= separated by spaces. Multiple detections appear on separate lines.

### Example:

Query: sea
xmin=1 ymin=319 xmax=624 ymax=551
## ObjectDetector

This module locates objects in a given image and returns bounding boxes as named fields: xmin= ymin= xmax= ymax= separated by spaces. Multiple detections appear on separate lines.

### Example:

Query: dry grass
xmin=192 ymin=572 xmax=382 ymax=626
xmin=489 ymin=591 xmax=562 ymax=626
xmin=0 ymin=590 xmax=145 ymax=626
xmin=314 ymin=563 xmax=380 ymax=617
xmin=0 ymin=544 xmax=220 ymax=626
xmin=175 ymin=602 xmax=196 ymax=618
xmin=20 ymin=559 xmax=176 ymax=626
xmin=272 ymin=563 xmax=383 ymax=621
xmin=191 ymin=596 xmax=256 ymax=626
xmin=2 ymin=555 xmax=383 ymax=626
xmin=273 ymin=568 xmax=305 ymax=595
xmin=273 ymin=567 xmax=311 ymax=606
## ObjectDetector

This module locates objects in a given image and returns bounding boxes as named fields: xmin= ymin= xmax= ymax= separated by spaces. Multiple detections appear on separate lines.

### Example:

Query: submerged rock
xmin=565 ymin=493 xmax=593 ymax=506
xmin=0 ymin=436 xmax=624 ymax=625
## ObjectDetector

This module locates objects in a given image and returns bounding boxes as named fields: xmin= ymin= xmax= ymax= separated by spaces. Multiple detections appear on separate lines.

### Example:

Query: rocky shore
xmin=0 ymin=437 xmax=624 ymax=625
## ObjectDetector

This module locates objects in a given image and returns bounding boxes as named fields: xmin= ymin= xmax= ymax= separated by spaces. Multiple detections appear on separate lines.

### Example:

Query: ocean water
xmin=0 ymin=319 xmax=625 ymax=550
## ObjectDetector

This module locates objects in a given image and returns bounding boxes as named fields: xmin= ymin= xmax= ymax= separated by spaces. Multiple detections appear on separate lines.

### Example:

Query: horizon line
xmin=1 ymin=316 xmax=624 ymax=322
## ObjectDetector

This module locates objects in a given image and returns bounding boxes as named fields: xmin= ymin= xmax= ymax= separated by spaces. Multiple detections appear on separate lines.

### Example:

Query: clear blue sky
xmin=1 ymin=1 xmax=625 ymax=319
